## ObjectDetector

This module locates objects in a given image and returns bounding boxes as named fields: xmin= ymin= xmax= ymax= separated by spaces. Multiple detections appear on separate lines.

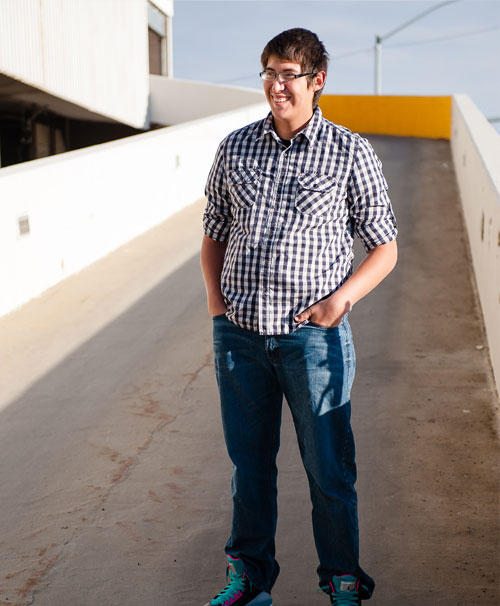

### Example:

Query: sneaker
xmin=328 ymin=575 xmax=361 ymax=605
xmin=203 ymin=555 xmax=272 ymax=606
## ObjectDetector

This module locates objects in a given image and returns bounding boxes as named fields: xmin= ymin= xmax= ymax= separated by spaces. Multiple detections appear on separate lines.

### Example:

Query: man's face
xmin=262 ymin=55 xmax=322 ymax=127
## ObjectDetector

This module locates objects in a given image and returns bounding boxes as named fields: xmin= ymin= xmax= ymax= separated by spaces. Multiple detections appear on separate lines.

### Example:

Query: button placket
xmin=259 ymin=146 xmax=289 ymax=333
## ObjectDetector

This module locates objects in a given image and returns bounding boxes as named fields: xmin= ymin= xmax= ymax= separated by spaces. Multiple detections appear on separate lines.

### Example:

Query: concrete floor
xmin=0 ymin=137 xmax=498 ymax=606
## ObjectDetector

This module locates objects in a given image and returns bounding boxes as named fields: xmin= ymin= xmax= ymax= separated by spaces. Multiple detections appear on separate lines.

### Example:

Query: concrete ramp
xmin=0 ymin=138 xmax=497 ymax=605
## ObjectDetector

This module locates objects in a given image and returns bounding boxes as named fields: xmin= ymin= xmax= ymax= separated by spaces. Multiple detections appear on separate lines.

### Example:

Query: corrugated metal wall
xmin=0 ymin=0 xmax=150 ymax=128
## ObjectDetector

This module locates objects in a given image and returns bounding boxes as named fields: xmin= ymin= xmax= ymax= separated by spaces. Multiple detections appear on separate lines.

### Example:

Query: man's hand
xmin=208 ymin=297 xmax=228 ymax=317
xmin=295 ymin=239 xmax=398 ymax=327
xmin=295 ymin=293 xmax=352 ymax=327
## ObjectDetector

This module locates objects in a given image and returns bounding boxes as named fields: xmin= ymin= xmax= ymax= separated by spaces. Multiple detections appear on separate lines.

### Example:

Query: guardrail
xmin=450 ymin=94 xmax=500 ymax=394
xmin=149 ymin=76 xmax=265 ymax=125
xmin=0 ymin=100 xmax=268 ymax=317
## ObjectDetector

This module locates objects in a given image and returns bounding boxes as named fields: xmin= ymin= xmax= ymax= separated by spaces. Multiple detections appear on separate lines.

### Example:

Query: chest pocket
xmin=228 ymin=165 xmax=261 ymax=209
xmin=295 ymin=173 xmax=338 ymax=216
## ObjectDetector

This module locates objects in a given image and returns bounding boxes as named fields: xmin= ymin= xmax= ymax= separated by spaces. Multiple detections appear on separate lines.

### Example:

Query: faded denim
xmin=212 ymin=314 xmax=374 ymax=599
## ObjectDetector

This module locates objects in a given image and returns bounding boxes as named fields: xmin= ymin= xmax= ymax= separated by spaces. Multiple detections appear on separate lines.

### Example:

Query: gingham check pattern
xmin=204 ymin=106 xmax=397 ymax=335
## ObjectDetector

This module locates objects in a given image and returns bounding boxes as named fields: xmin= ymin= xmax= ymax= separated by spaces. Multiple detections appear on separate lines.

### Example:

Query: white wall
xmin=0 ymin=0 xmax=150 ymax=128
xmin=0 ymin=102 xmax=268 ymax=318
xmin=451 ymin=94 xmax=500 ymax=393
xmin=150 ymin=76 xmax=266 ymax=125
xmin=151 ymin=0 xmax=174 ymax=17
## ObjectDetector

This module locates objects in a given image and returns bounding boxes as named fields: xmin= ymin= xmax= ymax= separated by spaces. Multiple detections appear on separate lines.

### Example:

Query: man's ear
xmin=313 ymin=71 xmax=326 ymax=91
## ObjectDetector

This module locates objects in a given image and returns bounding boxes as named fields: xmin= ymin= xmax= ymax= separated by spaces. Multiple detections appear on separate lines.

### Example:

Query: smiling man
xmin=201 ymin=28 xmax=397 ymax=606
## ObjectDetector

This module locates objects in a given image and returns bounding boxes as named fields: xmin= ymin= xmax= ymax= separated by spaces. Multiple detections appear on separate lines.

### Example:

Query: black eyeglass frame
xmin=259 ymin=70 xmax=318 ymax=83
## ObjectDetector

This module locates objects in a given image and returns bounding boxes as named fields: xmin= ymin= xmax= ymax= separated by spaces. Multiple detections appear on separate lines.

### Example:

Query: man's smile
xmin=272 ymin=95 xmax=290 ymax=104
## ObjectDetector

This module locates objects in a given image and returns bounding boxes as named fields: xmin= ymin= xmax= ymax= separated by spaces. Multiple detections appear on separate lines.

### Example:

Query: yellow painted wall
xmin=319 ymin=95 xmax=452 ymax=139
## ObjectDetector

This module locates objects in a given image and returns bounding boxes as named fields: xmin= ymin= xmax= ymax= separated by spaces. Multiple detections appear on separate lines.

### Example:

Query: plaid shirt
xmin=204 ymin=106 xmax=397 ymax=335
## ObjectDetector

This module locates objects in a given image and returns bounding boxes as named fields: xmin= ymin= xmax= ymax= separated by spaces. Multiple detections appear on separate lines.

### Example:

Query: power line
xmin=334 ymin=47 xmax=372 ymax=60
xmin=386 ymin=25 xmax=500 ymax=48
xmin=333 ymin=23 xmax=499 ymax=63
xmin=379 ymin=0 xmax=460 ymax=43
xmin=375 ymin=0 xmax=461 ymax=93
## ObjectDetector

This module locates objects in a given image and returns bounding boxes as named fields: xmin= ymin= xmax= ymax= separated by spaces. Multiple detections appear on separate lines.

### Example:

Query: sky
xmin=172 ymin=0 xmax=500 ymax=130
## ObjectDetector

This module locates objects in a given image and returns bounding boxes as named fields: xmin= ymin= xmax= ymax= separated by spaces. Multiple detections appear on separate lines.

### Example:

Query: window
xmin=148 ymin=2 xmax=170 ymax=76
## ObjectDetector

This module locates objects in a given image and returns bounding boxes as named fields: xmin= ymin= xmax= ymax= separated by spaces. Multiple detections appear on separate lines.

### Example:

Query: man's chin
xmin=271 ymin=103 xmax=293 ymax=121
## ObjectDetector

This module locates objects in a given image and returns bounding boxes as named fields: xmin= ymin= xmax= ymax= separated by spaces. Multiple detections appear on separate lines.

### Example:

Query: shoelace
xmin=212 ymin=566 xmax=248 ymax=605
xmin=330 ymin=593 xmax=359 ymax=606
xmin=317 ymin=584 xmax=360 ymax=606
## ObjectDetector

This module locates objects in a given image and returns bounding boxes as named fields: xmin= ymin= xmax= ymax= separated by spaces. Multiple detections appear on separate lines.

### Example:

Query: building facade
xmin=0 ymin=0 xmax=174 ymax=167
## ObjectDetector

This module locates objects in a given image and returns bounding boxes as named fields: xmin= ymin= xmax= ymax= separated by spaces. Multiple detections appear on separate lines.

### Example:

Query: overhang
xmin=0 ymin=72 xmax=126 ymax=124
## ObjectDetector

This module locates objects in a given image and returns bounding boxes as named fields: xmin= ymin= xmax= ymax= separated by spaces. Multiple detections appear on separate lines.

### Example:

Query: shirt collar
xmin=257 ymin=105 xmax=323 ymax=145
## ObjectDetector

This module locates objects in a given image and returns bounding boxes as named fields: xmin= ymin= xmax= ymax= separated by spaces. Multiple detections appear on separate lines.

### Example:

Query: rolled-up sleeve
xmin=348 ymin=136 xmax=398 ymax=251
xmin=203 ymin=139 xmax=232 ymax=242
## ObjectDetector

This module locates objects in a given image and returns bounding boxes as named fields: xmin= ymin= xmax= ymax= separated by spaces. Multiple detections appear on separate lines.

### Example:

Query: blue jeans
xmin=212 ymin=314 xmax=374 ymax=599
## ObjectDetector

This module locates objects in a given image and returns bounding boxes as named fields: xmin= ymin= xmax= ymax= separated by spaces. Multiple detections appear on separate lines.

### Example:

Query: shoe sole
xmin=202 ymin=591 xmax=272 ymax=606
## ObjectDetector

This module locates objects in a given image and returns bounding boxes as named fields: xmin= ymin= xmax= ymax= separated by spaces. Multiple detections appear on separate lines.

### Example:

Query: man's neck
xmin=272 ymin=111 xmax=314 ymax=141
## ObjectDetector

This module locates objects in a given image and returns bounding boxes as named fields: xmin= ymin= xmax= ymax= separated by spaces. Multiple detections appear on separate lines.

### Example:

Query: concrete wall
xmin=0 ymin=0 xmax=150 ymax=128
xmin=450 ymin=94 xmax=500 ymax=392
xmin=0 ymin=101 xmax=268 ymax=318
xmin=321 ymin=93 xmax=499 ymax=394
xmin=149 ymin=76 xmax=266 ymax=125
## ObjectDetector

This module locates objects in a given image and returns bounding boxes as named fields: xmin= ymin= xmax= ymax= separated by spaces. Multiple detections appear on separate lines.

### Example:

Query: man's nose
xmin=272 ymin=77 xmax=285 ymax=92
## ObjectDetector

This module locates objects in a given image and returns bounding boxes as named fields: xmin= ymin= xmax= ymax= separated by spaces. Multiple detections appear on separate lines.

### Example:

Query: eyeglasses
xmin=260 ymin=70 xmax=317 ymax=83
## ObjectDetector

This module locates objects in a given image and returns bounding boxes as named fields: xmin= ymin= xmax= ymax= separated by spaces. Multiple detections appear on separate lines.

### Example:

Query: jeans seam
xmin=340 ymin=419 xmax=357 ymax=503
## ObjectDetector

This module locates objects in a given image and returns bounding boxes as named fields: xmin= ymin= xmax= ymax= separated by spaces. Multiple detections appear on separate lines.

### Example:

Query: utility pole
xmin=375 ymin=36 xmax=382 ymax=95
xmin=374 ymin=0 xmax=458 ymax=95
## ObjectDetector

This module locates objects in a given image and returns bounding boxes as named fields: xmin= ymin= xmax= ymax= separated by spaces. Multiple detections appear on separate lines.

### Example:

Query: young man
xmin=201 ymin=28 xmax=397 ymax=606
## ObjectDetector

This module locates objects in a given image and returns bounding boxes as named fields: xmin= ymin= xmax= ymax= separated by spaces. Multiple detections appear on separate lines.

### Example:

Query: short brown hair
xmin=260 ymin=28 xmax=329 ymax=107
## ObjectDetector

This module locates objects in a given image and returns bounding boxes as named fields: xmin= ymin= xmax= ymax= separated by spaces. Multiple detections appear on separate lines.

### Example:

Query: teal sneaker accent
xmin=207 ymin=555 xmax=272 ymax=606
xmin=328 ymin=575 xmax=361 ymax=605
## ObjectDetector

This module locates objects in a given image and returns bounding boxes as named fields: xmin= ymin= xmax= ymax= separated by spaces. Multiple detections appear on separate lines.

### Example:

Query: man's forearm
xmin=295 ymin=239 xmax=398 ymax=326
xmin=335 ymin=239 xmax=398 ymax=307
xmin=200 ymin=235 xmax=228 ymax=315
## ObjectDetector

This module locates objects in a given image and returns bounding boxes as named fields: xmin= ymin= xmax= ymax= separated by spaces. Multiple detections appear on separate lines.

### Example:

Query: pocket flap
xmin=228 ymin=166 xmax=260 ymax=185
xmin=298 ymin=173 xmax=336 ymax=192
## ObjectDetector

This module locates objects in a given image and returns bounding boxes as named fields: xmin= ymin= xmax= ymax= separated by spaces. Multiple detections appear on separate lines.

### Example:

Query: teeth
xmin=274 ymin=98 xmax=288 ymax=103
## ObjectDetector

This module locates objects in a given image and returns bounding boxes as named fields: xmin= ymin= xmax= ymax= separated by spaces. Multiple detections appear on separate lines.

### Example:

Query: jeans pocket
xmin=307 ymin=321 xmax=340 ymax=330
xmin=212 ymin=313 xmax=227 ymax=320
